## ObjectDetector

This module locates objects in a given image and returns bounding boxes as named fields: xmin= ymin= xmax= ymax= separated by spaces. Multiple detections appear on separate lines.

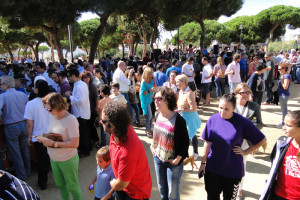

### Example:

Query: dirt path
xmin=28 ymin=82 xmax=300 ymax=200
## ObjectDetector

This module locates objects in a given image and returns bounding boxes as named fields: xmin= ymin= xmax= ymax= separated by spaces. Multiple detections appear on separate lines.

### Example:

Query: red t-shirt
xmin=110 ymin=125 xmax=152 ymax=199
xmin=274 ymin=141 xmax=300 ymax=199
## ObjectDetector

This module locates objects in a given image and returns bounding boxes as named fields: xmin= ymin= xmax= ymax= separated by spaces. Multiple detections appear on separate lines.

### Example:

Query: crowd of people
xmin=0 ymin=46 xmax=299 ymax=200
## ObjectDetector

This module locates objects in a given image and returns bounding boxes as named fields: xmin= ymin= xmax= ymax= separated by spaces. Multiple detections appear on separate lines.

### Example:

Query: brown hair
xmin=96 ymin=145 xmax=110 ymax=162
xmin=42 ymin=92 xmax=66 ymax=111
xmin=153 ymin=86 xmax=178 ymax=111
xmin=234 ymin=82 xmax=252 ymax=94
xmin=279 ymin=62 xmax=289 ymax=72
xmin=286 ymin=110 xmax=300 ymax=160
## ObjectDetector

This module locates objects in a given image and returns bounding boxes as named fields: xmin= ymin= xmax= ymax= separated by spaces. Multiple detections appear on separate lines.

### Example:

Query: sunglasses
xmin=153 ymin=97 xmax=163 ymax=101
xmin=44 ymin=107 xmax=52 ymax=112
xmin=101 ymin=119 xmax=110 ymax=124
xmin=238 ymin=91 xmax=250 ymax=95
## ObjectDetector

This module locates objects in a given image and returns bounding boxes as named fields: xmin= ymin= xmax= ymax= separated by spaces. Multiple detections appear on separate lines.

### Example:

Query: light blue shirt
xmin=0 ymin=88 xmax=28 ymax=125
xmin=95 ymin=164 xmax=115 ymax=198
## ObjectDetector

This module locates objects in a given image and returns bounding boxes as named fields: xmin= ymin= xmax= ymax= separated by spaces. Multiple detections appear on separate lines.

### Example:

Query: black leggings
xmin=116 ymin=190 xmax=149 ymax=200
xmin=204 ymin=170 xmax=241 ymax=200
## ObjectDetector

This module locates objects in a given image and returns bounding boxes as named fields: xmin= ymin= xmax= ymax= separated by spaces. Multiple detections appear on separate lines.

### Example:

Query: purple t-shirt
xmin=277 ymin=74 xmax=291 ymax=96
xmin=59 ymin=81 xmax=72 ymax=97
xmin=201 ymin=112 xmax=265 ymax=179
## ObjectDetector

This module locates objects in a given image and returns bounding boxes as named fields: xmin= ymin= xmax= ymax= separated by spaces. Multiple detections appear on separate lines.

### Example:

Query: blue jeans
xmin=121 ymin=92 xmax=135 ymax=121
xmin=154 ymin=156 xmax=183 ymax=200
xmin=145 ymin=104 xmax=152 ymax=131
xmin=279 ymin=95 xmax=289 ymax=125
xmin=214 ymin=78 xmax=225 ymax=97
xmin=296 ymin=67 xmax=300 ymax=84
xmin=131 ymin=103 xmax=141 ymax=124
xmin=4 ymin=121 xmax=30 ymax=180
xmin=229 ymin=82 xmax=240 ymax=93
xmin=264 ymin=80 xmax=273 ymax=103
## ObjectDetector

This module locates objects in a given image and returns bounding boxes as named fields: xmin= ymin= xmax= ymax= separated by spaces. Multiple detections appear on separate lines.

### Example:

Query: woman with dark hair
xmin=38 ymin=93 xmax=81 ymax=200
xmin=150 ymin=87 xmax=189 ymax=200
xmin=200 ymin=94 xmax=266 ymax=200
xmin=277 ymin=63 xmax=291 ymax=128
xmin=81 ymin=71 xmax=100 ymax=147
xmin=101 ymin=102 xmax=152 ymax=200
xmin=248 ymin=62 xmax=267 ymax=106
xmin=260 ymin=110 xmax=300 ymax=200
xmin=24 ymin=79 xmax=50 ymax=190
xmin=163 ymin=70 xmax=178 ymax=94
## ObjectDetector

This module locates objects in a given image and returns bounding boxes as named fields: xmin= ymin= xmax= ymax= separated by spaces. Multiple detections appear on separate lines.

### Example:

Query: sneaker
xmin=193 ymin=153 xmax=199 ymax=160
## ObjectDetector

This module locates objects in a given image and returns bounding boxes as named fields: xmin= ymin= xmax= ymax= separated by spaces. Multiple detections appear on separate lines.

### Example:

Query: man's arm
xmin=110 ymin=178 xmax=129 ymax=191
xmin=26 ymin=120 xmax=34 ymax=145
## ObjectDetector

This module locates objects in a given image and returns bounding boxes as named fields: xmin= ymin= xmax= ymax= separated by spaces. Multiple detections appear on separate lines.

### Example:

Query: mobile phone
xmin=198 ymin=170 xmax=204 ymax=179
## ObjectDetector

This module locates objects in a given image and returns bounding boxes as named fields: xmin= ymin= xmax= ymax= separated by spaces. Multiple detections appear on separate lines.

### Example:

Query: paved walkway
xmin=27 ymin=82 xmax=300 ymax=200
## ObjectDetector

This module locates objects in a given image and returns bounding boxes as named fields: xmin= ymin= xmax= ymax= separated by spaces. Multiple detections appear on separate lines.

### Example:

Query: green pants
xmin=50 ymin=154 xmax=81 ymax=200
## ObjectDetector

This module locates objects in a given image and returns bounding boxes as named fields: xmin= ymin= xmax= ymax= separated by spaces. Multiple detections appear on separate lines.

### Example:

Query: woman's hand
xmin=198 ymin=163 xmax=206 ymax=176
xmin=150 ymin=145 xmax=156 ymax=156
xmin=39 ymin=138 xmax=55 ymax=147
xmin=168 ymin=158 xmax=180 ymax=165
xmin=233 ymin=146 xmax=247 ymax=156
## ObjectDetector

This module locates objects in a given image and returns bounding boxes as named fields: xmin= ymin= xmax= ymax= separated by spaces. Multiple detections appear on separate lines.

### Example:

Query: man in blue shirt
xmin=239 ymin=53 xmax=247 ymax=82
xmin=0 ymin=76 xmax=30 ymax=181
xmin=166 ymin=59 xmax=182 ymax=77
xmin=153 ymin=63 xmax=168 ymax=87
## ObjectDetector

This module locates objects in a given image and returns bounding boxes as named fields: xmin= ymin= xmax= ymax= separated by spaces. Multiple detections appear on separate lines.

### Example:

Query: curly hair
xmin=153 ymin=86 xmax=177 ymax=111
xmin=103 ymin=101 xmax=131 ymax=143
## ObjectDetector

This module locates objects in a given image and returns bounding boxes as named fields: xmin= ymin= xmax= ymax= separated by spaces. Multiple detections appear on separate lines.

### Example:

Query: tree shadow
xmin=243 ymin=189 xmax=262 ymax=200
xmin=246 ymin=160 xmax=270 ymax=174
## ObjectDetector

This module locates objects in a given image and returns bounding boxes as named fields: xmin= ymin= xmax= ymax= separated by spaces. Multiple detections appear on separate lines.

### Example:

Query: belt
xmin=5 ymin=120 xmax=26 ymax=127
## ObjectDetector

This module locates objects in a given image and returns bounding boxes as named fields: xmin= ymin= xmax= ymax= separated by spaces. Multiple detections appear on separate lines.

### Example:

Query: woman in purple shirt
xmin=199 ymin=94 xmax=266 ymax=200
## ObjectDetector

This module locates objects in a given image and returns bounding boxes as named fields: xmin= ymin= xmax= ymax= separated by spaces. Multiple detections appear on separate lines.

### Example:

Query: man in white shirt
xmin=35 ymin=62 xmax=58 ymax=91
xmin=225 ymin=54 xmax=242 ymax=92
xmin=112 ymin=61 xmax=135 ymax=122
xmin=65 ymin=68 xmax=91 ymax=157
xmin=182 ymin=56 xmax=196 ymax=91
xmin=201 ymin=57 xmax=213 ymax=105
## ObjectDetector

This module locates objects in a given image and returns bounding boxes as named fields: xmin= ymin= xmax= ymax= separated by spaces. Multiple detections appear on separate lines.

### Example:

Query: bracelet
xmin=201 ymin=162 xmax=206 ymax=164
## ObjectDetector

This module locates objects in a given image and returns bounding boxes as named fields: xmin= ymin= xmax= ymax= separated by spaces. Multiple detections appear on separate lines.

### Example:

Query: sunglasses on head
xmin=44 ymin=107 xmax=52 ymax=112
xmin=101 ymin=119 xmax=110 ymax=124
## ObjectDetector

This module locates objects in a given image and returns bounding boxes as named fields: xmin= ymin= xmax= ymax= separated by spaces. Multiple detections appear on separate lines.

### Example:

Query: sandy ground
xmin=27 ymin=82 xmax=300 ymax=200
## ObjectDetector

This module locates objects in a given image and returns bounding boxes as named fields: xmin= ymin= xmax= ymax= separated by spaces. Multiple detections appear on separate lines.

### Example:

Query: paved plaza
xmin=27 ymin=82 xmax=300 ymax=200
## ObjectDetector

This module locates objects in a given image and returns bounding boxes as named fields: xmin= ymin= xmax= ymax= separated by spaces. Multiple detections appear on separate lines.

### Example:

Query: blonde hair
xmin=217 ymin=57 xmax=224 ymax=66
xmin=234 ymin=83 xmax=252 ymax=94
xmin=95 ymin=145 xmax=110 ymax=162
xmin=175 ymin=74 xmax=188 ymax=85
xmin=142 ymin=67 xmax=153 ymax=80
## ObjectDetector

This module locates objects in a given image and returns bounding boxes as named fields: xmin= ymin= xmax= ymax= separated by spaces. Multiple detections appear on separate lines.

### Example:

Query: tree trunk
xmin=65 ymin=50 xmax=69 ymax=59
xmin=17 ymin=48 xmax=21 ymax=61
xmin=35 ymin=43 xmax=40 ymax=61
xmin=266 ymin=24 xmax=279 ymax=53
xmin=129 ymin=40 xmax=134 ymax=57
xmin=85 ymin=48 xmax=89 ymax=55
xmin=150 ymin=20 xmax=159 ymax=53
xmin=88 ymin=12 xmax=111 ymax=64
xmin=49 ymin=34 xmax=55 ymax=62
xmin=122 ymin=43 xmax=125 ymax=58
xmin=140 ymin=23 xmax=147 ymax=58
xmin=52 ymin=30 xmax=64 ymax=62
xmin=24 ymin=46 xmax=28 ymax=59
xmin=4 ymin=43 xmax=13 ymax=62
xmin=134 ymin=42 xmax=138 ymax=55
xmin=199 ymin=19 xmax=206 ymax=52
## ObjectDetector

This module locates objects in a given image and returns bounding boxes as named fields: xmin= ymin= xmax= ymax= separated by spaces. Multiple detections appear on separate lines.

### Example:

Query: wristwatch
xmin=54 ymin=142 xmax=58 ymax=148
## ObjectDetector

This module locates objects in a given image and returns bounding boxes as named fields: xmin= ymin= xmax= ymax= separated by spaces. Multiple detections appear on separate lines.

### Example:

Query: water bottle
xmin=89 ymin=184 xmax=94 ymax=194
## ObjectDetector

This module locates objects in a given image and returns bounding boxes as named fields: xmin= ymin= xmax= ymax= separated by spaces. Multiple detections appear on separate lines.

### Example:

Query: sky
xmin=78 ymin=0 xmax=300 ymax=44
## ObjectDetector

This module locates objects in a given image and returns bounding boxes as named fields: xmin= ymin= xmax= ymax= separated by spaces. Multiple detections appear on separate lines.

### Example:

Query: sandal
xmin=146 ymin=130 xmax=153 ymax=138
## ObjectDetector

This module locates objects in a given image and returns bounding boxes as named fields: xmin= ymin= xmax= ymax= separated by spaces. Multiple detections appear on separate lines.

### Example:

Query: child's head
xmin=96 ymin=146 xmax=111 ymax=169
xmin=284 ymin=110 xmax=300 ymax=160
xmin=100 ymin=85 xmax=110 ymax=97
xmin=110 ymin=82 xmax=120 ymax=95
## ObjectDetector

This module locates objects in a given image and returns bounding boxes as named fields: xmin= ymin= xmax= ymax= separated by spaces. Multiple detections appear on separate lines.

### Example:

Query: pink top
xmin=248 ymin=62 xmax=256 ymax=76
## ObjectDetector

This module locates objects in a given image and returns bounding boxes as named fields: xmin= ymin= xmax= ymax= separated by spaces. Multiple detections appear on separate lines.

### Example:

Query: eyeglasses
xmin=44 ymin=107 xmax=52 ymax=112
xmin=101 ymin=119 xmax=110 ymax=124
xmin=153 ymin=97 xmax=163 ymax=101
xmin=238 ymin=91 xmax=250 ymax=95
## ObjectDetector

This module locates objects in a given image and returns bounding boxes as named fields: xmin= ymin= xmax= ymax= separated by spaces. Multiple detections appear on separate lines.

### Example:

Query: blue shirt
xmin=278 ymin=74 xmax=291 ymax=96
xmin=153 ymin=71 xmax=168 ymax=87
xmin=95 ymin=164 xmax=115 ymax=198
xmin=239 ymin=58 xmax=247 ymax=74
xmin=166 ymin=66 xmax=182 ymax=77
xmin=78 ymin=65 xmax=84 ymax=74
xmin=0 ymin=88 xmax=28 ymax=125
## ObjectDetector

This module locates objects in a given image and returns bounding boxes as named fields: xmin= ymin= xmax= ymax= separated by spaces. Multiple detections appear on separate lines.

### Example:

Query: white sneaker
xmin=193 ymin=153 xmax=199 ymax=160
